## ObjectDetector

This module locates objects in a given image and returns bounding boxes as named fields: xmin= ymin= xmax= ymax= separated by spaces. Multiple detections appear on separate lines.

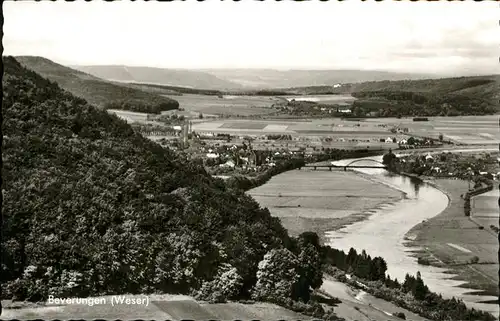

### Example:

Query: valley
xmin=2 ymin=55 xmax=498 ymax=321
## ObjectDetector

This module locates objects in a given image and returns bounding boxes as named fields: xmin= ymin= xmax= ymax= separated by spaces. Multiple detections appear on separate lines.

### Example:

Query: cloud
xmin=3 ymin=0 xmax=498 ymax=75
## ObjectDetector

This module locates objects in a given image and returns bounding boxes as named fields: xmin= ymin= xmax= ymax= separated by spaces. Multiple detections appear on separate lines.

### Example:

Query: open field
xmin=107 ymin=109 xmax=150 ymax=123
xmin=1 ymin=295 xmax=310 ymax=320
xmin=405 ymin=179 xmax=499 ymax=298
xmin=169 ymin=94 xmax=278 ymax=116
xmin=472 ymin=187 xmax=499 ymax=230
xmin=191 ymin=115 xmax=498 ymax=147
xmin=362 ymin=115 xmax=500 ymax=145
xmin=248 ymin=170 xmax=403 ymax=240
xmin=193 ymin=118 xmax=403 ymax=140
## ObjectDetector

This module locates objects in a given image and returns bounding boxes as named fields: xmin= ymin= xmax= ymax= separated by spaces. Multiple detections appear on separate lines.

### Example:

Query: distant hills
xmin=201 ymin=69 xmax=436 ymax=89
xmin=336 ymin=75 xmax=500 ymax=116
xmin=71 ymin=65 xmax=435 ymax=90
xmin=12 ymin=56 xmax=499 ymax=116
xmin=72 ymin=65 xmax=245 ymax=90
xmin=15 ymin=56 xmax=179 ymax=112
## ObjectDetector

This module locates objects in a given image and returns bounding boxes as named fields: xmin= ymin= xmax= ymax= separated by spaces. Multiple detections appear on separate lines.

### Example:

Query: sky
xmin=3 ymin=1 xmax=499 ymax=75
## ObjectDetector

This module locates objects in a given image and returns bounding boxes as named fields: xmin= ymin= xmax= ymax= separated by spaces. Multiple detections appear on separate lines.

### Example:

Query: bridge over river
xmin=301 ymin=159 xmax=388 ymax=171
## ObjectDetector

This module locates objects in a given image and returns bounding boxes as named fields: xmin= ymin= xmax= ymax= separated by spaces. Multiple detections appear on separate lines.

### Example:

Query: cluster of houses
xmin=400 ymin=152 xmax=500 ymax=179
xmin=198 ymin=143 xmax=303 ymax=172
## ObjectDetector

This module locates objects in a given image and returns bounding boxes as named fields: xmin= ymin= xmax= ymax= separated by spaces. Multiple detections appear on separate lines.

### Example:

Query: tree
xmin=252 ymin=248 xmax=299 ymax=303
xmin=438 ymin=133 xmax=444 ymax=142
xmin=402 ymin=273 xmax=415 ymax=293
xmin=293 ymin=243 xmax=323 ymax=302
xmin=195 ymin=263 xmax=243 ymax=303
xmin=368 ymin=256 xmax=387 ymax=281
xmin=198 ymin=113 xmax=204 ymax=119
xmin=382 ymin=149 xmax=397 ymax=167
xmin=413 ymin=271 xmax=429 ymax=300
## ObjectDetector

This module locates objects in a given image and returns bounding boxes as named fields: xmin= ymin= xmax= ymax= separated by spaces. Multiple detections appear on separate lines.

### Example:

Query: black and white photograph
xmin=1 ymin=1 xmax=499 ymax=320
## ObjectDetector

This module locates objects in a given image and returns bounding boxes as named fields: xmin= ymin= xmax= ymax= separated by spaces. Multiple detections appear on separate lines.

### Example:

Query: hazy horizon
xmin=4 ymin=1 xmax=498 ymax=76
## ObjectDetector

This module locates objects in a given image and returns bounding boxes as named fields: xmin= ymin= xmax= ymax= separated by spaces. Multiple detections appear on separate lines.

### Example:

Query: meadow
xmin=168 ymin=94 xmax=278 ymax=116
xmin=471 ymin=188 xmax=499 ymax=232
xmin=248 ymin=169 xmax=403 ymax=240
xmin=406 ymin=179 xmax=499 ymax=298
xmin=362 ymin=115 xmax=500 ymax=145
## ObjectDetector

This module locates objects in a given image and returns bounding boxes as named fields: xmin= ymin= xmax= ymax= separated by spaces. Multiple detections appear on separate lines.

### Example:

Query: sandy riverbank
xmin=404 ymin=178 xmax=499 ymax=300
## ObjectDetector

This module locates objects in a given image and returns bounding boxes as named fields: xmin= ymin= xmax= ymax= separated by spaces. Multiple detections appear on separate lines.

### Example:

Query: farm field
xmin=362 ymin=115 xmax=500 ymax=145
xmin=107 ymin=109 xmax=150 ymax=124
xmin=192 ymin=118 xmax=402 ymax=137
xmin=472 ymin=187 xmax=499 ymax=230
xmin=406 ymin=179 xmax=499 ymax=298
xmin=168 ymin=94 xmax=278 ymax=116
xmin=248 ymin=170 xmax=403 ymax=240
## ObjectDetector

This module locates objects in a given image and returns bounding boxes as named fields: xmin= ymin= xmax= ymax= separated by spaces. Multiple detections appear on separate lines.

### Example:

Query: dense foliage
xmin=103 ymin=99 xmax=178 ymax=114
xmin=2 ymin=57 xmax=348 ymax=321
xmin=225 ymin=158 xmax=305 ymax=191
xmin=323 ymin=247 xmax=388 ymax=282
xmin=2 ymin=56 xmax=294 ymax=302
xmin=14 ymin=56 xmax=179 ymax=112
xmin=325 ymin=248 xmax=497 ymax=321
xmin=124 ymin=82 xmax=223 ymax=96
xmin=350 ymin=90 xmax=496 ymax=117
xmin=279 ymin=75 xmax=500 ymax=116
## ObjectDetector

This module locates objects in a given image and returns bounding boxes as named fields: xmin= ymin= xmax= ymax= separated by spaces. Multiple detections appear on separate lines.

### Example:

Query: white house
xmin=399 ymin=139 xmax=408 ymax=145
xmin=385 ymin=137 xmax=393 ymax=143
xmin=425 ymin=154 xmax=434 ymax=161
xmin=206 ymin=153 xmax=219 ymax=159
xmin=172 ymin=125 xmax=182 ymax=131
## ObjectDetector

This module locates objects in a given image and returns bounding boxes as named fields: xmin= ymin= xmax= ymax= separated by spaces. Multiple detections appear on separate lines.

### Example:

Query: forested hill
xmin=288 ymin=75 xmax=500 ymax=116
xmin=1 ymin=56 xmax=297 ymax=303
xmin=14 ymin=56 xmax=179 ymax=113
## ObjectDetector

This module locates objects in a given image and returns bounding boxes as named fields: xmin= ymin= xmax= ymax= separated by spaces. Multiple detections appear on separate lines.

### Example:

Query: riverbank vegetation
xmin=383 ymin=151 xmax=496 ymax=218
xmin=387 ymin=150 xmax=498 ymax=179
xmin=324 ymin=249 xmax=496 ymax=321
xmin=225 ymin=148 xmax=382 ymax=191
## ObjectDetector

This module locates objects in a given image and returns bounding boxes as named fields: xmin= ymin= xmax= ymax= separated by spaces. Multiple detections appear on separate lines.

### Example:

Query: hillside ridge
xmin=73 ymin=65 xmax=244 ymax=90
xmin=14 ymin=56 xmax=180 ymax=113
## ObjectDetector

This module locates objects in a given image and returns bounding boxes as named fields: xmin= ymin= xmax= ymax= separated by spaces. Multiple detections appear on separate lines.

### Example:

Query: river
xmin=251 ymin=152 xmax=498 ymax=316
xmin=325 ymin=155 xmax=498 ymax=315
